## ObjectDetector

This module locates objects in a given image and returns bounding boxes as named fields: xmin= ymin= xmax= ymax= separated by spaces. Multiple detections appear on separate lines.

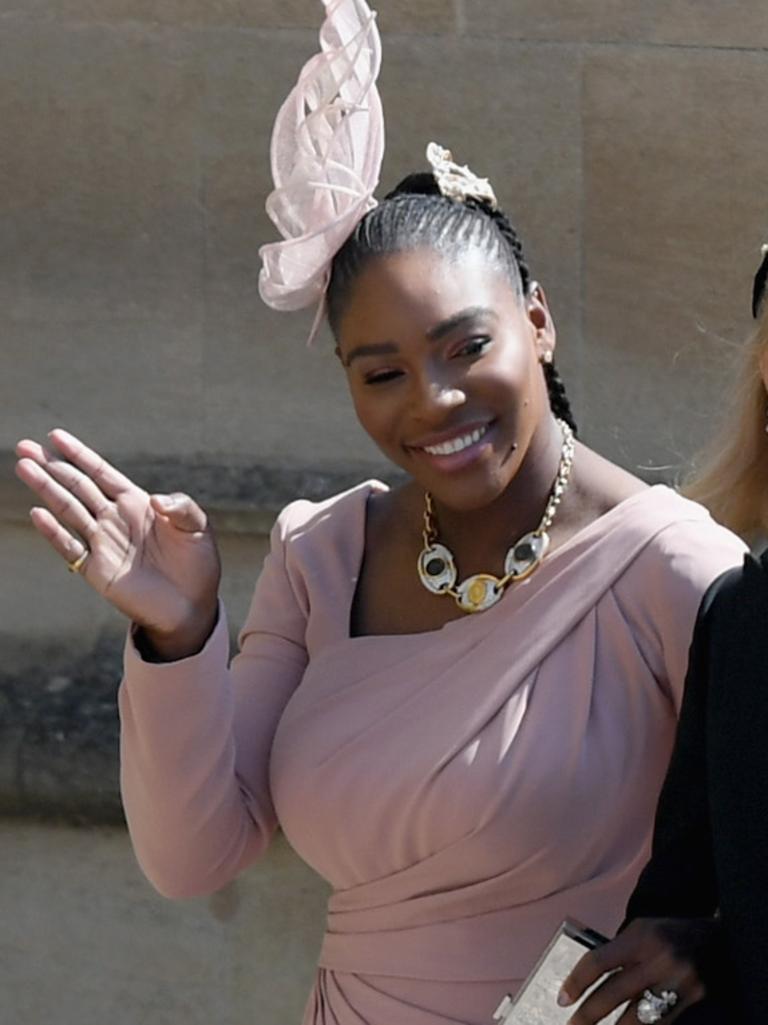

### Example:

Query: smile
xmin=421 ymin=424 xmax=489 ymax=456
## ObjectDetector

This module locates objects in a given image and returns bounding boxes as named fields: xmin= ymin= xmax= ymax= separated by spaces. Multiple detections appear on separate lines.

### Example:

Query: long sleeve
xmin=119 ymin=506 xmax=310 ymax=899
xmin=625 ymin=597 xmax=719 ymax=920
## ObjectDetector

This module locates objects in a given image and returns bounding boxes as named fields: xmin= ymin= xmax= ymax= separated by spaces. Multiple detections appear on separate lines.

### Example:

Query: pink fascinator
xmin=258 ymin=0 xmax=385 ymax=339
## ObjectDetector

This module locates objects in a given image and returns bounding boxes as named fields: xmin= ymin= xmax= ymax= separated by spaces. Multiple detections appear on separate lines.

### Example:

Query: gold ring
xmin=67 ymin=548 xmax=90 ymax=574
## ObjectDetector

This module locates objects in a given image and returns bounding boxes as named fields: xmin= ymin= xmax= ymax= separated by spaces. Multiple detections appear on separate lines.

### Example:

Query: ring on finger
xmin=636 ymin=988 xmax=679 ymax=1024
xmin=67 ymin=547 xmax=90 ymax=574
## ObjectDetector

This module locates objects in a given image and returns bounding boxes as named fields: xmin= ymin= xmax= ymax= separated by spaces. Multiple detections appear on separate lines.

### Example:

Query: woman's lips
xmin=408 ymin=421 xmax=495 ymax=472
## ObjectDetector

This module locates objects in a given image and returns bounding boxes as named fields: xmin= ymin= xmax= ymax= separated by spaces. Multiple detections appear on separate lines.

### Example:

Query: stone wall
xmin=2 ymin=2 xmax=768 ymax=1023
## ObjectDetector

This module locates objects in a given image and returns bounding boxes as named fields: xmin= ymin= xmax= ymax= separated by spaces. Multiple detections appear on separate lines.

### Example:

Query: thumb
xmin=150 ymin=493 xmax=208 ymax=533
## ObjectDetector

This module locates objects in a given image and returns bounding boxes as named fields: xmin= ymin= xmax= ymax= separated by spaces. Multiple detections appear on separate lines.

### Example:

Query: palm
xmin=86 ymin=488 xmax=219 ymax=631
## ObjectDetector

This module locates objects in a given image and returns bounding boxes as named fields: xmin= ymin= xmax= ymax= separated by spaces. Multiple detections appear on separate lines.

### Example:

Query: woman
xmin=13 ymin=3 xmax=746 ymax=1024
xmin=559 ymin=250 xmax=768 ymax=1025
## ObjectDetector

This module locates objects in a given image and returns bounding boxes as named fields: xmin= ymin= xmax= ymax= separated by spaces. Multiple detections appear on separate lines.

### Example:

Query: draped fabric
xmin=119 ymin=483 xmax=745 ymax=1025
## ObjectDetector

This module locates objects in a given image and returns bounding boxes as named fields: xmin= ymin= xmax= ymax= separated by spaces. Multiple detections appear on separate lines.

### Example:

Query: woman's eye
xmin=364 ymin=368 xmax=404 ymax=385
xmin=455 ymin=336 xmax=492 ymax=358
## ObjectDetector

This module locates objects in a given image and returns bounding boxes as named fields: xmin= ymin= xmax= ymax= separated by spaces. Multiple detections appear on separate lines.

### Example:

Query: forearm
xmin=627 ymin=632 xmax=717 ymax=921
xmin=119 ymin=608 xmax=274 ymax=898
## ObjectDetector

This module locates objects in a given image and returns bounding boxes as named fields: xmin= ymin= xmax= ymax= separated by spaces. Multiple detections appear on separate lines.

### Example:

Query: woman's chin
xmin=410 ymin=465 xmax=515 ymax=513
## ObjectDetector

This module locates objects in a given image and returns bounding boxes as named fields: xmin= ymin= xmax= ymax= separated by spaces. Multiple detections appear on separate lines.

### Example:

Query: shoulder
xmin=274 ymin=479 xmax=387 ymax=545
xmin=629 ymin=487 xmax=746 ymax=572
xmin=698 ymin=548 xmax=768 ymax=627
xmin=253 ymin=480 xmax=388 ymax=626
xmin=603 ymin=490 xmax=745 ymax=702
xmin=610 ymin=487 xmax=746 ymax=618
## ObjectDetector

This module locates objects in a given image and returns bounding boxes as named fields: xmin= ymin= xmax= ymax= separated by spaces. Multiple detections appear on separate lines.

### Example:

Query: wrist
xmin=135 ymin=601 xmax=219 ymax=663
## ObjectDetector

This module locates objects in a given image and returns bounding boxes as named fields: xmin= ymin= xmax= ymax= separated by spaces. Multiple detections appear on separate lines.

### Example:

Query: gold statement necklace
xmin=417 ymin=419 xmax=575 ymax=614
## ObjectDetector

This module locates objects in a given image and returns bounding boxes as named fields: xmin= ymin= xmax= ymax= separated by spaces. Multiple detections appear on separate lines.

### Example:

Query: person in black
xmin=558 ymin=249 xmax=768 ymax=1025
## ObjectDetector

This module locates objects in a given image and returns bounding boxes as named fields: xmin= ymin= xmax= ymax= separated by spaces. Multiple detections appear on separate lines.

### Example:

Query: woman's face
xmin=336 ymin=247 xmax=557 ymax=511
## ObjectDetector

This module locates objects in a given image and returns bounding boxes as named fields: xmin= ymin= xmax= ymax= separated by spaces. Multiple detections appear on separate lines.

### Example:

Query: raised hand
xmin=15 ymin=429 xmax=221 ymax=657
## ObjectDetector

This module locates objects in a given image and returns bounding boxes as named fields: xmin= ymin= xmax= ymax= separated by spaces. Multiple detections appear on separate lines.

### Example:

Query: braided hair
xmin=327 ymin=171 xmax=578 ymax=435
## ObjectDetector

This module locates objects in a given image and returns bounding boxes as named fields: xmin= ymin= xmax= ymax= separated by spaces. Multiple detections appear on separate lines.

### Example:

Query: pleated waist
xmin=318 ymin=881 xmax=626 ymax=983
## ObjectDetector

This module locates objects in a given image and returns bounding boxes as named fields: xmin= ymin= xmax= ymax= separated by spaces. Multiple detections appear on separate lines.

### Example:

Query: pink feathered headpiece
xmin=258 ymin=0 xmax=385 ymax=338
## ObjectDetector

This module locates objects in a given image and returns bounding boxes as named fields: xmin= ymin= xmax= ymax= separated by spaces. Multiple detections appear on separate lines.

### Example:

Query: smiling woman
xmin=12 ymin=2 xmax=750 ymax=1024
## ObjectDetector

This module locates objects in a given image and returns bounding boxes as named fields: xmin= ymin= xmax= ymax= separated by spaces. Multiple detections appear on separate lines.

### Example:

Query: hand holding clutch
xmin=557 ymin=917 xmax=718 ymax=1025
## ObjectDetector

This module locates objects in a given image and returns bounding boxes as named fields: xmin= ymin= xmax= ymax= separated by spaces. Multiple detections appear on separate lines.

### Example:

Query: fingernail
xmin=557 ymin=989 xmax=573 ymax=1007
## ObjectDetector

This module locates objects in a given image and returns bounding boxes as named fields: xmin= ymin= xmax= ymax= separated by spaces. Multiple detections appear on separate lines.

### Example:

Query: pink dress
xmin=119 ymin=483 xmax=745 ymax=1025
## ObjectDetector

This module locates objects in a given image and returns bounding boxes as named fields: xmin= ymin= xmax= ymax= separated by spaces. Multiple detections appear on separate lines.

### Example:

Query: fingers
xmin=561 ymin=928 xmax=706 ymax=1025
xmin=16 ymin=457 xmax=99 ymax=542
xmin=16 ymin=438 xmax=112 ymax=518
xmin=566 ymin=963 xmax=646 ymax=1025
xmin=29 ymin=506 xmax=90 ymax=569
xmin=150 ymin=493 xmax=208 ymax=533
xmin=45 ymin=428 xmax=136 ymax=499
xmin=560 ymin=936 xmax=631 ymax=1006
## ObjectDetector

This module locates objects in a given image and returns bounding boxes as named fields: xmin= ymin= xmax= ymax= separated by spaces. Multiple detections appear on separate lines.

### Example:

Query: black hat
xmin=752 ymin=244 xmax=768 ymax=318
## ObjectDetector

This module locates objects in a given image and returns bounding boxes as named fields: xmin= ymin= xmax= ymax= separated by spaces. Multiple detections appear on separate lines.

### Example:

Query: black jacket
xmin=626 ymin=550 xmax=768 ymax=1024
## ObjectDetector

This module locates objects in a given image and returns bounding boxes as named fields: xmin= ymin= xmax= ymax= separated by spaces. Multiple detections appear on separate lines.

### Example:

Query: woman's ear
xmin=526 ymin=281 xmax=557 ymax=360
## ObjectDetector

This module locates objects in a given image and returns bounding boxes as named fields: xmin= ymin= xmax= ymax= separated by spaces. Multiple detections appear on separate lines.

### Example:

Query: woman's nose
xmin=414 ymin=377 xmax=467 ymax=418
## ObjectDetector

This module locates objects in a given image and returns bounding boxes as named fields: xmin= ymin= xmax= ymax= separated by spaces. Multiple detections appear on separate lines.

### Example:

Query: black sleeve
xmin=625 ymin=603 xmax=719 ymax=921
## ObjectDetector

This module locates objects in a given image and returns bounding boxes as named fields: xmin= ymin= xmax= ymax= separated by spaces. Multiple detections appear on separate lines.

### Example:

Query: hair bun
xmin=385 ymin=172 xmax=441 ymax=200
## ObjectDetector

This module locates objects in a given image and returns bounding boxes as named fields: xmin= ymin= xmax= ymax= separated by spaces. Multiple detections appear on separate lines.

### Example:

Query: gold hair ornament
xmin=426 ymin=142 xmax=498 ymax=210
xmin=417 ymin=419 xmax=575 ymax=613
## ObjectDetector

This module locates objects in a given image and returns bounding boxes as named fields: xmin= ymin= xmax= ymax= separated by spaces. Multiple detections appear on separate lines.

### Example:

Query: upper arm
xmin=614 ymin=518 xmax=745 ymax=713
xmin=230 ymin=505 xmax=311 ymax=821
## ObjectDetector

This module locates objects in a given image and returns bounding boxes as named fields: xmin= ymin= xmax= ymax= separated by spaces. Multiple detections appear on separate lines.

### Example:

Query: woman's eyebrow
xmin=343 ymin=307 xmax=497 ymax=366
xmin=343 ymin=341 xmax=399 ymax=367
xmin=426 ymin=306 xmax=497 ymax=342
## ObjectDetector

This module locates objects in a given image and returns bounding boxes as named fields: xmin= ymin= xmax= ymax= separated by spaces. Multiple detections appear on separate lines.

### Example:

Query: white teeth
xmin=423 ymin=425 xmax=487 ymax=456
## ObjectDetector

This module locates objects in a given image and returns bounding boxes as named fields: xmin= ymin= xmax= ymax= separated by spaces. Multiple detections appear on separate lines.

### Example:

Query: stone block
xmin=2 ymin=0 xmax=456 ymax=33
xmin=2 ymin=320 xmax=205 ymax=457
xmin=460 ymin=0 xmax=768 ymax=49
xmin=0 ymin=21 xmax=205 ymax=328
xmin=581 ymin=47 xmax=768 ymax=472
xmin=0 ymin=524 xmax=120 ymax=644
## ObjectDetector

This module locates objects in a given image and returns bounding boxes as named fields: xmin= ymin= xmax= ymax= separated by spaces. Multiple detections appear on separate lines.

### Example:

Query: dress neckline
xmin=345 ymin=481 xmax=673 ymax=642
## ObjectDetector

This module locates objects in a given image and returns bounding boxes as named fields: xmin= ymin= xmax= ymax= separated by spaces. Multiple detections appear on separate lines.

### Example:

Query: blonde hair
xmin=684 ymin=308 xmax=768 ymax=539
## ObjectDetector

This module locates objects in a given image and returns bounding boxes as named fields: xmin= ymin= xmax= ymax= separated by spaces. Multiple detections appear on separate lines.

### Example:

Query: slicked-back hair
xmin=327 ymin=172 xmax=578 ymax=435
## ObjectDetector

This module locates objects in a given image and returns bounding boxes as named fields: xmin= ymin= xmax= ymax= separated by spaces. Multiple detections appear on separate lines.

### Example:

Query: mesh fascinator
xmin=258 ymin=0 xmax=385 ymax=335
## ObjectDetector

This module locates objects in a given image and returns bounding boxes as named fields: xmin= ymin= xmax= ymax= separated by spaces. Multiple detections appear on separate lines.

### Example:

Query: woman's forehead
xmin=345 ymin=248 xmax=516 ymax=312
xmin=336 ymin=248 xmax=519 ymax=347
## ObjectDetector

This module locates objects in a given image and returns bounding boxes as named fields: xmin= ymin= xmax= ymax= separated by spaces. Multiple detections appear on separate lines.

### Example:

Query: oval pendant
xmin=456 ymin=573 xmax=503 ymax=613
xmin=418 ymin=542 xmax=458 ymax=595
xmin=504 ymin=531 xmax=549 ymax=581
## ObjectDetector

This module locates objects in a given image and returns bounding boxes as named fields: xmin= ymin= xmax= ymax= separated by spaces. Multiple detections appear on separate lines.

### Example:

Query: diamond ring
xmin=636 ymin=988 xmax=679 ymax=1023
